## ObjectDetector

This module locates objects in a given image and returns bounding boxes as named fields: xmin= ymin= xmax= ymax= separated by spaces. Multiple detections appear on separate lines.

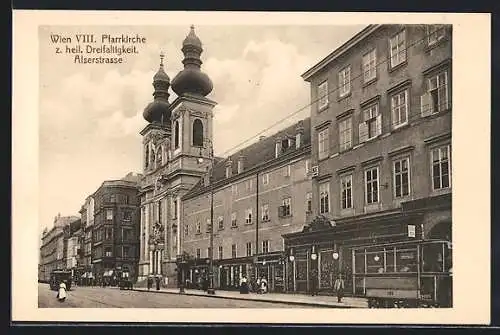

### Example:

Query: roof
xmin=301 ymin=24 xmax=379 ymax=82
xmin=183 ymin=117 xmax=311 ymax=200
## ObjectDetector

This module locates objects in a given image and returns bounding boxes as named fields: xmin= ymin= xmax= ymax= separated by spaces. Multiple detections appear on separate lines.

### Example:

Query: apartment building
xmin=283 ymin=24 xmax=452 ymax=295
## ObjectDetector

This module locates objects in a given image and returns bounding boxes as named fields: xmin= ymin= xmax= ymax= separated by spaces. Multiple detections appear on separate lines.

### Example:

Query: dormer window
xmin=275 ymin=141 xmax=282 ymax=158
xmin=282 ymin=138 xmax=290 ymax=151
xmin=295 ymin=133 xmax=302 ymax=149
xmin=225 ymin=162 xmax=232 ymax=178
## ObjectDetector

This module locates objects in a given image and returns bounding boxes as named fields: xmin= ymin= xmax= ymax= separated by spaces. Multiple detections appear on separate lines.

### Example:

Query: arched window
xmin=174 ymin=121 xmax=179 ymax=149
xmin=192 ymin=119 xmax=204 ymax=147
xmin=145 ymin=145 xmax=149 ymax=168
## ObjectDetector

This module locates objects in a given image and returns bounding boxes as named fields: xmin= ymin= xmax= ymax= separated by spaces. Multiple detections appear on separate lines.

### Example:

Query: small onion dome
xmin=143 ymin=100 xmax=171 ymax=123
xmin=153 ymin=66 xmax=170 ymax=83
xmin=171 ymin=69 xmax=213 ymax=97
xmin=182 ymin=24 xmax=202 ymax=49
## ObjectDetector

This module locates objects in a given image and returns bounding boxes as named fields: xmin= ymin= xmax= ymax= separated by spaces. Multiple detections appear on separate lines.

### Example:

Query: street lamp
xmin=197 ymin=139 xmax=216 ymax=295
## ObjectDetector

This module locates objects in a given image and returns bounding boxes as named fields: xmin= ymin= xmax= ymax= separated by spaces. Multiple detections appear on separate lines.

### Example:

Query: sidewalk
xmin=129 ymin=287 xmax=368 ymax=308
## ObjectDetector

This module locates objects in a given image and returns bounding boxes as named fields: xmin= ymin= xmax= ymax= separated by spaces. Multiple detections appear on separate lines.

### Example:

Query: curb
xmin=131 ymin=288 xmax=362 ymax=308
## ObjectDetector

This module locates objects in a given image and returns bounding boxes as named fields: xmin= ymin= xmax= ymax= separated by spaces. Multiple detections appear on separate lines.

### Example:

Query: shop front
xmin=283 ymin=210 xmax=425 ymax=296
xmin=254 ymin=252 xmax=286 ymax=293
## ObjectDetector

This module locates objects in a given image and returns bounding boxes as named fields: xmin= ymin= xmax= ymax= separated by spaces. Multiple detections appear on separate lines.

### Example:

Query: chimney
xmin=275 ymin=136 xmax=282 ymax=158
xmin=237 ymin=154 xmax=245 ymax=174
xmin=295 ymin=120 xmax=304 ymax=149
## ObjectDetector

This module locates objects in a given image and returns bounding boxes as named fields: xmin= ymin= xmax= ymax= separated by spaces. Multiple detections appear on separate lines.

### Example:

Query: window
xmin=237 ymin=160 xmax=243 ymax=174
xmin=218 ymin=216 xmax=224 ymax=230
xmin=245 ymin=209 xmax=253 ymax=224
xmin=341 ymin=174 xmax=353 ymax=209
xmin=122 ymin=246 xmax=130 ymax=258
xmin=319 ymin=182 xmax=330 ymax=214
xmin=218 ymin=246 xmax=223 ymax=260
xmin=246 ymin=242 xmax=252 ymax=256
xmin=428 ymin=72 xmax=449 ymax=114
xmin=261 ymin=204 xmax=270 ymax=221
xmin=110 ymin=194 xmax=116 ymax=203
xmin=295 ymin=133 xmax=302 ymax=149
xmin=280 ymin=197 xmax=291 ymax=217
xmin=339 ymin=66 xmax=351 ymax=97
xmin=305 ymin=159 xmax=311 ymax=175
xmin=105 ymin=227 xmax=113 ymax=240
xmin=231 ymin=184 xmax=238 ymax=195
xmin=192 ymin=119 xmax=204 ymax=147
xmin=122 ymin=227 xmax=132 ymax=241
xmin=231 ymin=244 xmax=237 ymax=258
xmin=431 ymin=145 xmax=451 ymax=190
xmin=246 ymin=179 xmax=253 ymax=191
xmin=104 ymin=247 xmax=112 ymax=257
xmin=172 ymin=199 xmax=178 ymax=219
xmin=428 ymin=25 xmax=445 ymax=46
xmin=360 ymin=104 xmax=382 ymax=142
xmin=207 ymin=247 xmax=212 ymax=258
xmin=196 ymin=248 xmax=201 ymax=259
xmin=231 ymin=212 xmax=237 ymax=227
xmin=123 ymin=210 xmax=132 ymax=221
xmin=106 ymin=209 xmax=113 ymax=221
xmin=283 ymin=165 xmax=291 ymax=177
xmin=390 ymin=30 xmax=406 ymax=68
xmin=206 ymin=219 xmax=212 ymax=232
xmin=339 ymin=117 xmax=353 ymax=151
xmin=365 ymin=167 xmax=379 ymax=204
xmin=363 ymin=49 xmax=377 ymax=82
xmin=262 ymin=173 xmax=269 ymax=185
xmin=174 ymin=121 xmax=180 ymax=149
xmin=262 ymin=240 xmax=270 ymax=254
xmin=184 ymin=224 xmax=189 ymax=237
xmin=317 ymin=80 xmax=328 ymax=110
xmin=226 ymin=165 xmax=232 ymax=178
xmin=394 ymin=158 xmax=410 ymax=197
xmin=158 ymin=200 xmax=162 ymax=223
xmin=196 ymin=221 xmax=201 ymax=234
xmin=391 ymin=90 xmax=409 ymax=128
xmin=318 ymin=128 xmax=329 ymax=160
xmin=306 ymin=192 xmax=312 ymax=213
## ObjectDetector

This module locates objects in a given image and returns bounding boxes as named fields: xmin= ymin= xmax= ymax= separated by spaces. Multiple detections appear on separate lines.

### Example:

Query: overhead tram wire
xmin=215 ymin=26 xmax=448 ymax=158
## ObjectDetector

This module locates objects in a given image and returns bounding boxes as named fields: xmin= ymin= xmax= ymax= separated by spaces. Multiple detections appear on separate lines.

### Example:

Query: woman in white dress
xmin=57 ymin=281 xmax=67 ymax=302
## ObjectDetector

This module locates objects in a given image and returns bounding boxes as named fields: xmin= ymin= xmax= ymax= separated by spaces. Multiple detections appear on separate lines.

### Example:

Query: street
xmin=38 ymin=283 xmax=308 ymax=308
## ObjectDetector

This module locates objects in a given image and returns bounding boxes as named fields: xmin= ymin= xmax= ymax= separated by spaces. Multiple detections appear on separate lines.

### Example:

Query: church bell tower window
xmin=192 ymin=119 xmax=204 ymax=147
xmin=174 ymin=121 xmax=180 ymax=149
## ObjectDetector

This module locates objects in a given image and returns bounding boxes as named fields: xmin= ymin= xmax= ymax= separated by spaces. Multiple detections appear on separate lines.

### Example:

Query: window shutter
xmin=420 ymin=93 xmax=433 ymax=117
xmin=376 ymin=114 xmax=382 ymax=136
xmin=359 ymin=122 xmax=369 ymax=143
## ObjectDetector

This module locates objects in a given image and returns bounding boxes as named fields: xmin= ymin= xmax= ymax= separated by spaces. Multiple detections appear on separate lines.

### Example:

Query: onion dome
xmin=171 ymin=25 xmax=213 ymax=97
xmin=143 ymin=52 xmax=172 ymax=123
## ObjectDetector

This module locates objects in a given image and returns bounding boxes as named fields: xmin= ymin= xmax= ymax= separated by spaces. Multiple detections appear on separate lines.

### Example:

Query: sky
xmin=38 ymin=24 xmax=366 ymax=232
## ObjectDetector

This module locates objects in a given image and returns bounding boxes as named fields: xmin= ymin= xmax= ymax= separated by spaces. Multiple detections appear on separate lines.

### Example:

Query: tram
xmin=49 ymin=269 xmax=73 ymax=291
xmin=351 ymin=239 xmax=452 ymax=308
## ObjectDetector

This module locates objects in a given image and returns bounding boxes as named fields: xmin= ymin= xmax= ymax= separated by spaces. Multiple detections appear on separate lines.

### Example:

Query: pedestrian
xmin=155 ymin=276 xmax=161 ymax=290
xmin=333 ymin=273 xmax=345 ymax=303
xmin=260 ymin=277 xmax=268 ymax=294
xmin=310 ymin=269 xmax=318 ymax=296
xmin=57 ymin=280 xmax=67 ymax=302
xmin=147 ymin=276 xmax=152 ymax=291
xmin=239 ymin=276 xmax=249 ymax=294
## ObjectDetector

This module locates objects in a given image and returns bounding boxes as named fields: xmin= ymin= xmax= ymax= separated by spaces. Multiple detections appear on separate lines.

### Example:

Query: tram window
xmin=422 ymin=244 xmax=444 ymax=272
xmin=444 ymin=246 xmax=452 ymax=272
xmin=354 ymin=252 xmax=365 ymax=274
xmin=385 ymin=249 xmax=395 ymax=273
xmin=366 ymin=251 xmax=384 ymax=273
xmin=395 ymin=248 xmax=417 ymax=272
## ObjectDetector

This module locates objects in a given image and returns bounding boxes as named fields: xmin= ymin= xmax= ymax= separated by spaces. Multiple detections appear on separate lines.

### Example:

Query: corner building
xmin=283 ymin=24 xmax=452 ymax=295
xmin=181 ymin=118 xmax=312 ymax=292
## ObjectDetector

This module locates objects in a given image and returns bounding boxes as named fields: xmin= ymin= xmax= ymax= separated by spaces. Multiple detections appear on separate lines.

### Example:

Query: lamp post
xmin=197 ymin=139 xmax=216 ymax=295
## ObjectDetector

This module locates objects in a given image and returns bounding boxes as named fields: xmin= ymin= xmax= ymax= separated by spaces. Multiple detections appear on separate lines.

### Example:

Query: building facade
xmin=282 ymin=24 xmax=452 ymax=295
xmin=90 ymin=177 xmax=141 ymax=281
xmin=39 ymin=214 xmax=80 ymax=282
xmin=137 ymin=26 xmax=216 ymax=286
xmin=63 ymin=219 xmax=82 ymax=279
xmin=181 ymin=118 xmax=312 ymax=291
xmin=79 ymin=195 xmax=95 ymax=279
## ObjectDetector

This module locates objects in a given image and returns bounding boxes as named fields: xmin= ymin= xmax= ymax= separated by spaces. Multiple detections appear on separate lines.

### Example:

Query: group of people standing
xmin=146 ymin=276 xmax=162 ymax=291
xmin=309 ymin=270 xmax=346 ymax=302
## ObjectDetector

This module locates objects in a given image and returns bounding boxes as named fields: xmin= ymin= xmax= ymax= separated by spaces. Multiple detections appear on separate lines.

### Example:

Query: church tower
xmin=138 ymin=26 xmax=216 ymax=286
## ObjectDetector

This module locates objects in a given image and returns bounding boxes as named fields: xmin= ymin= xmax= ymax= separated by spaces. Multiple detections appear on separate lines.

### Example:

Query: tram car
xmin=351 ymin=239 xmax=452 ymax=308
xmin=118 ymin=269 xmax=133 ymax=290
xmin=49 ymin=269 xmax=73 ymax=291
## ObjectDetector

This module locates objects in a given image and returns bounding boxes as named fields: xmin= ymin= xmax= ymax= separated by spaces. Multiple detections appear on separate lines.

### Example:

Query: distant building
xmin=283 ymin=24 xmax=452 ymax=294
xmin=39 ymin=214 xmax=80 ymax=282
xmin=63 ymin=218 xmax=82 ymax=278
